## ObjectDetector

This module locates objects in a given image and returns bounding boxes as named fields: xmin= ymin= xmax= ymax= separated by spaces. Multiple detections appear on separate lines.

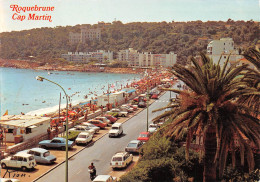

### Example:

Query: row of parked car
xmin=0 ymin=93 xmax=155 ymax=181
xmin=92 ymin=92 xmax=167 ymax=181
xmin=0 ymin=146 xmax=57 ymax=173
xmin=92 ymin=104 xmax=141 ymax=181
xmin=108 ymin=121 xmax=163 ymax=172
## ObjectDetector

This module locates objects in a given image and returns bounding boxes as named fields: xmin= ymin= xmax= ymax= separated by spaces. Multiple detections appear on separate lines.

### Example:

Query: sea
xmin=0 ymin=67 xmax=142 ymax=116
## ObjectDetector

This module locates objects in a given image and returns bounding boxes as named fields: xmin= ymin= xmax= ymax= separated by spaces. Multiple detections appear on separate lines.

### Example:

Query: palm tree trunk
xmin=203 ymin=125 xmax=217 ymax=182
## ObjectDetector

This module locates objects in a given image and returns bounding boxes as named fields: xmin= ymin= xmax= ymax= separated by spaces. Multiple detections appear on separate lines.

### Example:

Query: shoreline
xmin=0 ymin=59 xmax=145 ymax=74
xmin=25 ymin=76 xmax=144 ymax=117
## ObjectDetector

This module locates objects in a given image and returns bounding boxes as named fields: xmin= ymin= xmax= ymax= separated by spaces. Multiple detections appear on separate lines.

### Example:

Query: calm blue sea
xmin=0 ymin=68 xmax=141 ymax=116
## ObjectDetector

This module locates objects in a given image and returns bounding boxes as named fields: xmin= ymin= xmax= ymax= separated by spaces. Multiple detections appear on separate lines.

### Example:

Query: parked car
xmin=104 ymin=114 xmax=117 ymax=123
xmin=137 ymin=132 xmax=151 ymax=142
xmin=125 ymin=140 xmax=144 ymax=153
xmin=87 ymin=119 xmax=107 ymax=129
xmin=133 ymin=97 xmax=139 ymax=102
xmin=164 ymin=82 xmax=171 ymax=88
xmin=126 ymin=104 xmax=138 ymax=111
xmin=38 ymin=137 xmax=74 ymax=150
xmin=17 ymin=148 xmax=56 ymax=164
xmin=75 ymin=132 xmax=93 ymax=145
xmin=138 ymin=101 xmax=147 ymax=108
xmin=109 ymin=123 xmax=123 ymax=137
xmin=68 ymin=125 xmax=95 ymax=135
xmin=106 ymin=111 xmax=119 ymax=118
xmin=0 ymin=178 xmax=20 ymax=182
xmin=1 ymin=153 xmax=37 ymax=171
xmin=151 ymin=93 xmax=159 ymax=99
xmin=109 ymin=109 xmax=128 ymax=117
xmin=138 ymin=94 xmax=147 ymax=102
xmin=93 ymin=175 xmax=117 ymax=182
xmin=120 ymin=105 xmax=134 ymax=113
xmin=81 ymin=122 xmax=100 ymax=133
xmin=110 ymin=151 xmax=133 ymax=169
xmin=148 ymin=123 xmax=159 ymax=133
xmin=95 ymin=116 xmax=111 ymax=125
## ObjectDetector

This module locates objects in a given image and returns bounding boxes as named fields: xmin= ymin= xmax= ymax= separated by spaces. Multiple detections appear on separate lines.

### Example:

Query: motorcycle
xmin=88 ymin=168 xmax=96 ymax=181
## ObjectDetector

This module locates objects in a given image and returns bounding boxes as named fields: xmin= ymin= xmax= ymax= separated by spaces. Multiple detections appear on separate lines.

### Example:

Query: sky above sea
xmin=0 ymin=0 xmax=259 ymax=33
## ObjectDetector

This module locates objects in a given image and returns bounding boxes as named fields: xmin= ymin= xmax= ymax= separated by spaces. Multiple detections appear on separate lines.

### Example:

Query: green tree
xmin=238 ymin=48 xmax=260 ymax=117
xmin=153 ymin=53 xmax=260 ymax=181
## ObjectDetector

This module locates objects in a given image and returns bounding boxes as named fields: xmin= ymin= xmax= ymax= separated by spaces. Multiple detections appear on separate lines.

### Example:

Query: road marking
xmin=156 ymin=100 xmax=169 ymax=103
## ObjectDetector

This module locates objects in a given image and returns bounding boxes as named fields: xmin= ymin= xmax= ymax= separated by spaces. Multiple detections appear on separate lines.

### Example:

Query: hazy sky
xmin=0 ymin=0 xmax=259 ymax=32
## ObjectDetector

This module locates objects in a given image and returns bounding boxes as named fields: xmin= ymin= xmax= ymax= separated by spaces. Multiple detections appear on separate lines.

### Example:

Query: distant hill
xmin=0 ymin=20 xmax=259 ymax=64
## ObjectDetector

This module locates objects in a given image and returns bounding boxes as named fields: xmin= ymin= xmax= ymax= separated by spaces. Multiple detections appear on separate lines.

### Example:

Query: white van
xmin=109 ymin=123 xmax=123 ymax=137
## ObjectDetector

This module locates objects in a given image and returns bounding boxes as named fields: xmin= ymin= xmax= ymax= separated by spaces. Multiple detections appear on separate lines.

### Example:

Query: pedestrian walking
xmin=55 ymin=125 xmax=59 ymax=137
xmin=47 ymin=127 xmax=52 ymax=140
xmin=0 ymin=131 xmax=3 ymax=146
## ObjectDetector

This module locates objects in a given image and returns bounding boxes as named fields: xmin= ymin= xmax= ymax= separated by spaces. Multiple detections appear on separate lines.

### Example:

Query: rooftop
xmin=0 ymin=115 xmax=50 ymax=128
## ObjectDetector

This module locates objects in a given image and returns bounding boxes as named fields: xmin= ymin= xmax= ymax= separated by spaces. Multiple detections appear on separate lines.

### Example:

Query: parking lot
xmin=0 ymin=104 xmax=150 ymax=182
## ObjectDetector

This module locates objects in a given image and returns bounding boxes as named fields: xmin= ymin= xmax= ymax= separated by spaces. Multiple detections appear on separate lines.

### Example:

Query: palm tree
xmin=238 ymin=48 xmax=260 ymax=117
xmin=153 ymin=53 xmax=260 ymax=181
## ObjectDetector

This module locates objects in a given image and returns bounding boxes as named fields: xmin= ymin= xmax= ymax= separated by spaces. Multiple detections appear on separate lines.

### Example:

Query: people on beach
xmin=84 ymin=110 xmax=88 ymax=121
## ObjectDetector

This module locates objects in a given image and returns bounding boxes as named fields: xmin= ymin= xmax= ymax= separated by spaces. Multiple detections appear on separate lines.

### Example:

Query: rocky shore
xmin=0 ymin=59 xmax=144 ymax=74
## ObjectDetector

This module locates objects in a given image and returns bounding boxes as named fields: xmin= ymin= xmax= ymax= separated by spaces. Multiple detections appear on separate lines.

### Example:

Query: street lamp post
xmin=146 ymin=85 xmax=149 ymax=132
xmin=36 ymin=76 xmax=69 ymax=182
xmin=145 ymin=71 xmax=149 ymax=132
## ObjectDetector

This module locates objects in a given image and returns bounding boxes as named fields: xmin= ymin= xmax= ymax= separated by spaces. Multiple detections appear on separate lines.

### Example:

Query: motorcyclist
xmin=88 ymin=162 xmax=96 ymax=180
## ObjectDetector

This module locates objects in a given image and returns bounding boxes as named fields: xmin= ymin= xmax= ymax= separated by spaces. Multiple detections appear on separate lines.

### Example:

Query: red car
xmin=134 ymin=95 xmax=147 ymax=102
xmin=151 ymin=94 xmax=158 ymax=99
xmin=133 ymin=97 xmax=139 ymax=102
xmin=137 ymin=132 xmax=151 ymax=142
xmin=87 ymin=119 xmax=107 ymax=129
xmin=104 ymin=114 xmax=117 ymax=123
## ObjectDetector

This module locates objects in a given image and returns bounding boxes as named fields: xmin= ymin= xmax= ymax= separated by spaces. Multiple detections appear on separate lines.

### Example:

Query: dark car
xmin=138 ymin=101 xmax=147 ymax=108
xmin=125 ymin=140 xmax=144 ymax=153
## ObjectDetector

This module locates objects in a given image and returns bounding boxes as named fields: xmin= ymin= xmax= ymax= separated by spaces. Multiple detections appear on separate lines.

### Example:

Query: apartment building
xmin=69 ymin=32 xmax=81 ymax=44
xmin=69 ymin=26 xmax=101 ymax=43
xmin=139 ymin=52 xmax=177 ymax=67
xmin=81 ymin=27 xmax=101 ymax=42
xmin=117 ymin=48 xmax=139 ymax=66
xmin=117 ymin=48 xmax=177 ymax=67
xmin=61 ymin=50 xmax=113 ymax=63
xmin=207 ymin=38 xmax=242 ymax=66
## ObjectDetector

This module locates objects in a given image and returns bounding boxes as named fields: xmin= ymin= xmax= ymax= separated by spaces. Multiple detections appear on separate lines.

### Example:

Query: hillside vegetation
xmin=0 ymin=20 xmax=259 ymax=64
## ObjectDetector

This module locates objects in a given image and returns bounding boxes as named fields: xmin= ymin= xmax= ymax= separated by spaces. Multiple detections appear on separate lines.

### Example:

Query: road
xmin=36 ymin=90 xmax=177 ymax=182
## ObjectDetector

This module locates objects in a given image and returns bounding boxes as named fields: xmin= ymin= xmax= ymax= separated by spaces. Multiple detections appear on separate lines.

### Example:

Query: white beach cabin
xmin=0 ymin=115 xmax=50 ymax=143
xmin=97 ymin=91 xmax=126 ymax=107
